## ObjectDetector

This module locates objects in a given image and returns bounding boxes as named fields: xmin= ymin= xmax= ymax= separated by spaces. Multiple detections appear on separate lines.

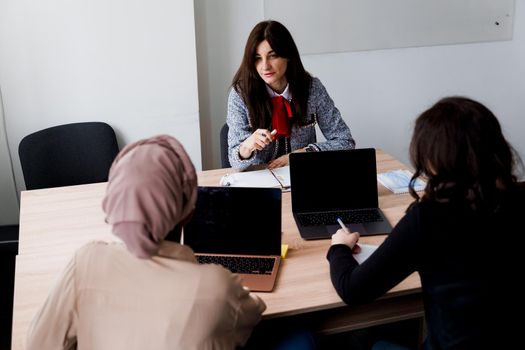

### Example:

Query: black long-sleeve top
xmin=327 ymin=193 xmax=523 ymax=350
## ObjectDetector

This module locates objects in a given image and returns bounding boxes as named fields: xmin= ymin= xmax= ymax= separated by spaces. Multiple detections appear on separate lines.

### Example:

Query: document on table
xmin=270 ymin=166 xmax=291 ymax=188
xmin=219 ymin=166 xmax=291 ymax=190
xmin=353 ymin=244 xmax=378 ymax=264
xmin=377 ymin=169 xmax=426 ymax=194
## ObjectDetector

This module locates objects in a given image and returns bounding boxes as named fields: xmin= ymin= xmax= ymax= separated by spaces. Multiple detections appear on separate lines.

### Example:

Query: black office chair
xmin=18 ymin=122 xmax=119 ymax=190
xmin=220 ymin=123 xmax=231 ymax=168
xmin=0 ymin=224 xmax=18 ymax=350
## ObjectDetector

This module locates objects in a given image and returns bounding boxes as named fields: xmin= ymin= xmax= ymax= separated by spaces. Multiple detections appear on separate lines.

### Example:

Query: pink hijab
xmin=102 ymin=135 xmax=197 ymax=258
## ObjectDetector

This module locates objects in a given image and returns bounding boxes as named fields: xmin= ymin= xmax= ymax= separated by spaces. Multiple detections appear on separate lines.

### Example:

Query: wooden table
xmin=11 ymin=150 xmax=423 ymax=349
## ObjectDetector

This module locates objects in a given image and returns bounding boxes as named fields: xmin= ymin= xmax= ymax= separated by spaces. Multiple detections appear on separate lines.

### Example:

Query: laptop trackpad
xmin=347 ymin=223 xmax=366 ymax=234
xmin=328 ymin=223 xmax=366 ymax=234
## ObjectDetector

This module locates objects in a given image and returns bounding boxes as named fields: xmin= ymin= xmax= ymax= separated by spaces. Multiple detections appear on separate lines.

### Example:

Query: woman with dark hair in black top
xmin=327 ymin=97 xmax=523 ymax=350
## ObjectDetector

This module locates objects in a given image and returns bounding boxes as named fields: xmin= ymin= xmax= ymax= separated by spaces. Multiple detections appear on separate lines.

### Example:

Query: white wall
xmin=0 ymin=88 xmax=19 ymax=224
xmin=195 ymin=0 xmax=525 ymax=172
xmin=0 ymin=0 xmax=202 ymax=219
xmin=195 ymin=0 xmax=264 ymax=170
xmin=1 ymin=1 xmax=524 ymax=223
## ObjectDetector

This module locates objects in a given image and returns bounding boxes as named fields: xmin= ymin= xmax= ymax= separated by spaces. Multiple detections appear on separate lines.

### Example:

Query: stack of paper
xmin=377 ymin=169 xmax=426 ymax=194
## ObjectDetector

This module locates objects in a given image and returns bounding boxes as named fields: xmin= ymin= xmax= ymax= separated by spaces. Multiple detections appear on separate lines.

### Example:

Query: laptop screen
xmin=289 ymin=148 xmax=379 ymax=212
xmin=183 ymin=186 xmax=282 ymax=256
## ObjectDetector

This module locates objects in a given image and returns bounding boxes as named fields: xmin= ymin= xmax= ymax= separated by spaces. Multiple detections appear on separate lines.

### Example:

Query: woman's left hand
xmin=268 ymin=154 xmax=289 ymax=169
xmin=268 ymin=147 xmax=311 ymax=169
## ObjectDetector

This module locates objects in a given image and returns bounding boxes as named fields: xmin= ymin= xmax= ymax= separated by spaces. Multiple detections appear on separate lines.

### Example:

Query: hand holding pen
xmin=332 ymin=218 xmax=361 ymax=254
xmin=239 ymin=129 xmax=277 ymax=159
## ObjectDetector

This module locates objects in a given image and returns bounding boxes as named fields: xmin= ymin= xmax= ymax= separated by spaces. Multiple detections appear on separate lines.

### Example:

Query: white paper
xmin=269 ymin=166 xmax=291 ymax=188
xmin=219 ymin=166 xmax=290 ymax=189
xmin=377 ymin=169 xmax=426 ymax=194
xmin=353 ymin=243 xmax=378 ymax=264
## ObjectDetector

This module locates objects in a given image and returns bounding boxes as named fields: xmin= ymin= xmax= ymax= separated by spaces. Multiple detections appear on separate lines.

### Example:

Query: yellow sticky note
xmin=281 ymin=244 xmax=289 ymax=259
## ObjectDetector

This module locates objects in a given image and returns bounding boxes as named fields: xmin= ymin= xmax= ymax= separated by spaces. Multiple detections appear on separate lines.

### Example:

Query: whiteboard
xmin=264 ymin=0 xmax=515 ymax=54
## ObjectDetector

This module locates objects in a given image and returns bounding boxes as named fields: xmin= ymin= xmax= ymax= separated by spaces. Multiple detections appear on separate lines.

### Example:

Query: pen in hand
xmin=336 ymin=218 xmax=361 ymax=253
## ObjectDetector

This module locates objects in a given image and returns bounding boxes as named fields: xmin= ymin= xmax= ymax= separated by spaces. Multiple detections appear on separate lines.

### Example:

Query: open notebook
xmin=219 ymin=166 xmax=290 ymax=190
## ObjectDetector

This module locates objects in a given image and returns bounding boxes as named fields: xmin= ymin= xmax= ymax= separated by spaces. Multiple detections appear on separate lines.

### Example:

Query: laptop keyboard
xmin=297 ymin=209 xmax=383 ymax=227
xmin=196 ymin=255 xmax=275 ymax=275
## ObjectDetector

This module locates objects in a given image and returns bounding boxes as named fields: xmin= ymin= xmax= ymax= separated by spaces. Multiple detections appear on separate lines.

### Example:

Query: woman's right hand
xmin=239 ymin=129 xmax=276 ymax=159
xmin=331 ymin=228 xmax=361 ymax=254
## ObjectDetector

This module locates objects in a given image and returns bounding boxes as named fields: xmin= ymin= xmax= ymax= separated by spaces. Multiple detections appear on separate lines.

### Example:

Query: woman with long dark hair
xmin=227 ymin=20 xmax=354 ymax=169
xmin=327 ymin=97 xmax=523 ymax=349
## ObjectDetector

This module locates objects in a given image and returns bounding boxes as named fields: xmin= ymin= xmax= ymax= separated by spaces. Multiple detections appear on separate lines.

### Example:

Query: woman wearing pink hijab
xmin=27 ymin=135 xmax=266 ymax=350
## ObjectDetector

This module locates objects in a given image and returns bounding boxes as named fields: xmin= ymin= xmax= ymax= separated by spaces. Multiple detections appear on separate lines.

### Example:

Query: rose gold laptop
xmin=183 ymin=186 xmax=282 ymax=292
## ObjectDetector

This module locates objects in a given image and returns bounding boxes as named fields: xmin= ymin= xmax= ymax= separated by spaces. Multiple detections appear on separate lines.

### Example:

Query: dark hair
xmin=232 ymin=20 xmax=312 ymax=130
xmin=408 ymin=96 xmax=520 ymax=211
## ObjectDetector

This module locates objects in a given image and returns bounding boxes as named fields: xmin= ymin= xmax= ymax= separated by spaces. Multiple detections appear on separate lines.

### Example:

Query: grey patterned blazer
xmin=226 ymin=77 xmax=355 ymax=169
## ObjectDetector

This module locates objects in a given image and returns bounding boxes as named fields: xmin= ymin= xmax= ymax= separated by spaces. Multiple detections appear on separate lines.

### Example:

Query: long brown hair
xmin=232 ymin=20 xmax=312 ymax=130
xmin=408 ymin=96 xmax=520 ymax=211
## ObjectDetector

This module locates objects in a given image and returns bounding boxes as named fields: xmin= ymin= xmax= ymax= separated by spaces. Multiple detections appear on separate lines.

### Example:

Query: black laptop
xmin=183 ymin=186 xmax=282 ymax=292
xmin=289 ymin=148 xmax=392 ymax=240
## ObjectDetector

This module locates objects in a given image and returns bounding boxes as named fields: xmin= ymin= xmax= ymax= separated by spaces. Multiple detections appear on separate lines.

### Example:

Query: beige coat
xmin=27 ymin=241 xmax=266 ymax=350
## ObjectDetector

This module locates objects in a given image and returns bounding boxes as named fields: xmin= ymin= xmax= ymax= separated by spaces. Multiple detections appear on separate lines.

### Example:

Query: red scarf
xmin=271 ymin=96 xmax=293 ymax=138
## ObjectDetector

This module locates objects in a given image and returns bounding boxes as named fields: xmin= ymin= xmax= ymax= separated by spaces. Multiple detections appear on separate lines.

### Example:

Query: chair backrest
xmin=18 ymin=122 xmax=119 ymax=190
xmin=220 ymin=123 xmax=230 ymax=168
